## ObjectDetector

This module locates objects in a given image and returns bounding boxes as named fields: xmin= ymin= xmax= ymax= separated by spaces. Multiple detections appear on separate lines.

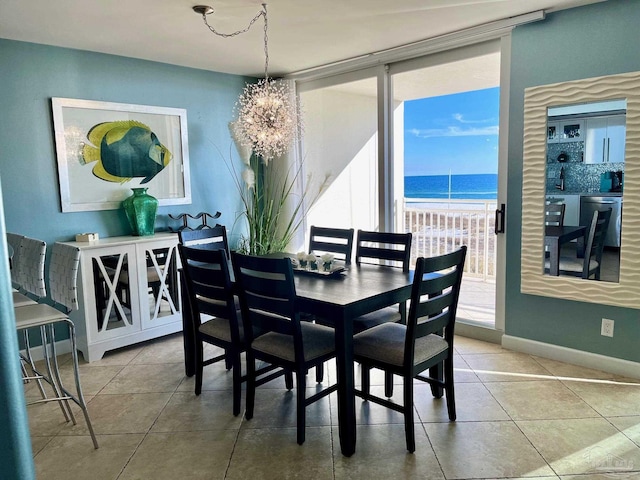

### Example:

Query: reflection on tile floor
xmin=27 ymin=333 xmax=640 ymax=479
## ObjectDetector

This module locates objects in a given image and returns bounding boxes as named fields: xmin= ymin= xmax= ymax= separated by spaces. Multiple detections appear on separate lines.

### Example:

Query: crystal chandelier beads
xmin=233 ymin=78 xmax=298 ymax=163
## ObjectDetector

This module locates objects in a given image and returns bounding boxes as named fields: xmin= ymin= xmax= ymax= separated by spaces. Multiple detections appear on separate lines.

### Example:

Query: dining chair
xmin=178 ymin=244 xmax=288 ymax=415
xmin=545 ymin=203 xmax=566 ymax=226
xmin=351 ymin=229 xmax=412 ymax=332
xmin=308 ymin=225 xmax=354 ymax=264
xmin=314 ymin=230 xmax=413 ymax=393
xmin=232 ymin=252 xmax=338 ymax=445
xmin=546 ymin=208 xmax=612 ymax=279
xmin=305 ymin=225 xmax=354 ymax=381
xmin=178 ymin=225 xmax=233 ymax=376
xmin=314 ymin=230 xmax=413 ymax=333
xmin=178 ymin=224 xmax=229 ymax=255
xmin=14 ymin=242 xmax=99 ymax=448
xmin=353 ymin=246 xmax=467 ymax=453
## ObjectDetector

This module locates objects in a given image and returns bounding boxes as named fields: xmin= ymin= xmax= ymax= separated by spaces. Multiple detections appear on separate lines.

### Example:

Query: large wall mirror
xmin=521 ymin=71 xmax=640 ymax=308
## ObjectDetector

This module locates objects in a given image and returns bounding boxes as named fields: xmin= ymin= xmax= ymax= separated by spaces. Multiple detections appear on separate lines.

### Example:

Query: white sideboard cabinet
xmin=62 ymin=233 xmax=182 ymax=362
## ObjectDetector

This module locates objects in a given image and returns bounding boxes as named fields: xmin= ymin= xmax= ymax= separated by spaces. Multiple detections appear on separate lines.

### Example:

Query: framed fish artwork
xmin=51 ymin=98 xmax=191 ymax=212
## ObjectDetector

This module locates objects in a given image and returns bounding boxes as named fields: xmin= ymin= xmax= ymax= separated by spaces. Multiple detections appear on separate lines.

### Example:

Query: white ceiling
xmin=0 ymin=0 xmax=603 ymax=78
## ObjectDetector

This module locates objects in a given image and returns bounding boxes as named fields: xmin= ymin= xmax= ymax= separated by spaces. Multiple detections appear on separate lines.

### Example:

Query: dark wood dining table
xmin=545 ymin=225 xmax=586 ymax=275
xmin=180 ymin=259 xmax=413 ymax=457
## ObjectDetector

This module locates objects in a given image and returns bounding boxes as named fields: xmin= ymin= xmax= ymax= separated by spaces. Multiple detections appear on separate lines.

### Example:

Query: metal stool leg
xmin=46 ymin=324 xmax=76 ymax=424
xmin=22 ymin=330 xmax=48 ymax=399
xmin=64 ymin=320 xmax=99 ymax=449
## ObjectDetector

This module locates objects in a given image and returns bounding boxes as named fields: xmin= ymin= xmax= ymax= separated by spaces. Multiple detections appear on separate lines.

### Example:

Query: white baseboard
xmin=502 ymin=335 xmax=640 ymax=380
xmin=456 ymin=321 xmax=504 ymax=344
xmin=19 ymin=341 xmax=72 ymax=363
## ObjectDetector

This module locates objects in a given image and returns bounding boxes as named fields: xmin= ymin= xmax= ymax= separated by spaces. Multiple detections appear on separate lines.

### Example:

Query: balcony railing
xmin=403 ymin=198 xmax=497 ymax=282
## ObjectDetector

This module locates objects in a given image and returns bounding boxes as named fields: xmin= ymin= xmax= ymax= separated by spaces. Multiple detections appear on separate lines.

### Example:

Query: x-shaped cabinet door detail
xmin=143 ymin=245 xmax=179 ymax=323
xmin=92 ymin=252 xmax=134 ymax=332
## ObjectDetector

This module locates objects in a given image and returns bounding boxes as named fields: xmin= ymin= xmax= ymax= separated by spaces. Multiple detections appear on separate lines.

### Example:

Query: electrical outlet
xmin=601 ymin=318 xmax=615 ymax=337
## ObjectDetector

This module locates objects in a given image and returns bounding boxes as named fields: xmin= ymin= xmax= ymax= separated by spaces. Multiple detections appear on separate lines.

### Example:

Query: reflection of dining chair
xmin=546 ymin=208 xmax=612 ymax=279
xmin=308 ymin=225 xmax=354 ymax=264
xmin=178 ymin=225 xmax=229 ymax=255
xmin=353 ymin=246 xmax=467 ymax=453
xmin=232 ymin=253 xmax=337 ymax=445
xmin=14 ymin=242 xmax=98 ymax=448
xmin=545 ymin=203 xmax=566 ymax=226
xmin=178 ymin=245 xmax=285 ymax=415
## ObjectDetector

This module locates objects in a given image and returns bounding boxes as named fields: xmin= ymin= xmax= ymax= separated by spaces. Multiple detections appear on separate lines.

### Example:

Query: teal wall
xmin=0 ymin=40 xmax=252 ymax=478
xmin=507 ymin=0 xmax=640 ymax=362
xmin=0 ymin=39 xmax=250 ymax=248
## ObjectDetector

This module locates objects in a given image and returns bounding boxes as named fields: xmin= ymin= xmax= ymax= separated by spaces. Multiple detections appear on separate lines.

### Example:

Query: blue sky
xmin=404 ymin=87 xmax=499 ymax=176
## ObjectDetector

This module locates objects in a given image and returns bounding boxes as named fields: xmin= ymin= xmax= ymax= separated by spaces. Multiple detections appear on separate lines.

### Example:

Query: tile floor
xmin=26 ymin=334 xmax=640 ymax=480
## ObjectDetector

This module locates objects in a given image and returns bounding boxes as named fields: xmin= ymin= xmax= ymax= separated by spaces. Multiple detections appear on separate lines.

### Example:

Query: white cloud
xmin=408 ymin=125 xmax=499 ymax=139
xmin=452 ymin=113 xmax=494 ymax=124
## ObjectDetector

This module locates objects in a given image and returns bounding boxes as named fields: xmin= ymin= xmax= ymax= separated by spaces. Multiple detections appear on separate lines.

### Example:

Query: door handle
xmin=494 ymin=203 xmax=506 ymax=234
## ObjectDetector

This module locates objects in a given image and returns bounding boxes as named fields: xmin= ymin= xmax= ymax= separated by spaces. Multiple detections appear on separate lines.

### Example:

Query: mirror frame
xmin=521 ymin=70 xmax=640 ymax=309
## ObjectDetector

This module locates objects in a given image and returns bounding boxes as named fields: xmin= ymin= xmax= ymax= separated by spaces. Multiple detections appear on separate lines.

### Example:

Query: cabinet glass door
xmin=140 ymin=244 xmax=180 ymax=326
xmin=92 ymin=251 xmax=136 ymax=332
xmin=559 ymin=120 xmax=583 ymax=142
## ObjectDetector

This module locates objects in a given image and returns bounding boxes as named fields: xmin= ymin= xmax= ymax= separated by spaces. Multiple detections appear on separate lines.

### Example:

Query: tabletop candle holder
xmin=296 ymin=251 xmax=308 ymax=268
xmin=307 ymin=254 xmax=318 ymax=270
xmin=321 ymin=253 xmax=334 ymax=271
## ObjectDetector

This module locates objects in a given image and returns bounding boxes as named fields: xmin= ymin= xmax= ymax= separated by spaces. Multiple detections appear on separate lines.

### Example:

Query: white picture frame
xmin=52 ymin=97 xmax=191 ymax=212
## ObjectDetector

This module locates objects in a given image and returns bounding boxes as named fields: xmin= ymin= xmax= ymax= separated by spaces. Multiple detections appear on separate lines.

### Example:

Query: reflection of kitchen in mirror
xmin=544 ymin=99 xmax=625 ymax=282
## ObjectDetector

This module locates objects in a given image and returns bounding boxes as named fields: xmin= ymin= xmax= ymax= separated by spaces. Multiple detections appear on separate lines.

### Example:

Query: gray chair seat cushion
xmin=353 ymin=322 xmax=448 ymax=367
xmin=353 ymin=307 xmax=401 ymax=332
xmin=252 ymin=322 xmax=335 ymax=362
xmin=199 ymin=312 xmax=244 ymax=344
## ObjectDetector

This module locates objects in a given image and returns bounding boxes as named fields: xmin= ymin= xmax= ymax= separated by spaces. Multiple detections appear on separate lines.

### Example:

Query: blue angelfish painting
xmin=81 ymin=120 xmax=172 ymax=184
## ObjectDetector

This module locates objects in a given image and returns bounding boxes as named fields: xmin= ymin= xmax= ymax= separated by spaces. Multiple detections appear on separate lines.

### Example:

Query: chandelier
xmin=193 ymin=3 xmax=301 ymax=163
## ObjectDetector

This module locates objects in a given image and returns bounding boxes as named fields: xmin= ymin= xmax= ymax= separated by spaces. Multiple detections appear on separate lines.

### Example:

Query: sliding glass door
xmin=296 ymin=38 xmax=509 ymax=333
xmin=390 ymin=40 xmax=502 ymax=330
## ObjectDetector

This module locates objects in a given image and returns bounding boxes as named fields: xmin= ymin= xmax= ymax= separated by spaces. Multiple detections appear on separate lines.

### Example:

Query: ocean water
xmin=405 ymin=173 xmax=498 ymax=199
